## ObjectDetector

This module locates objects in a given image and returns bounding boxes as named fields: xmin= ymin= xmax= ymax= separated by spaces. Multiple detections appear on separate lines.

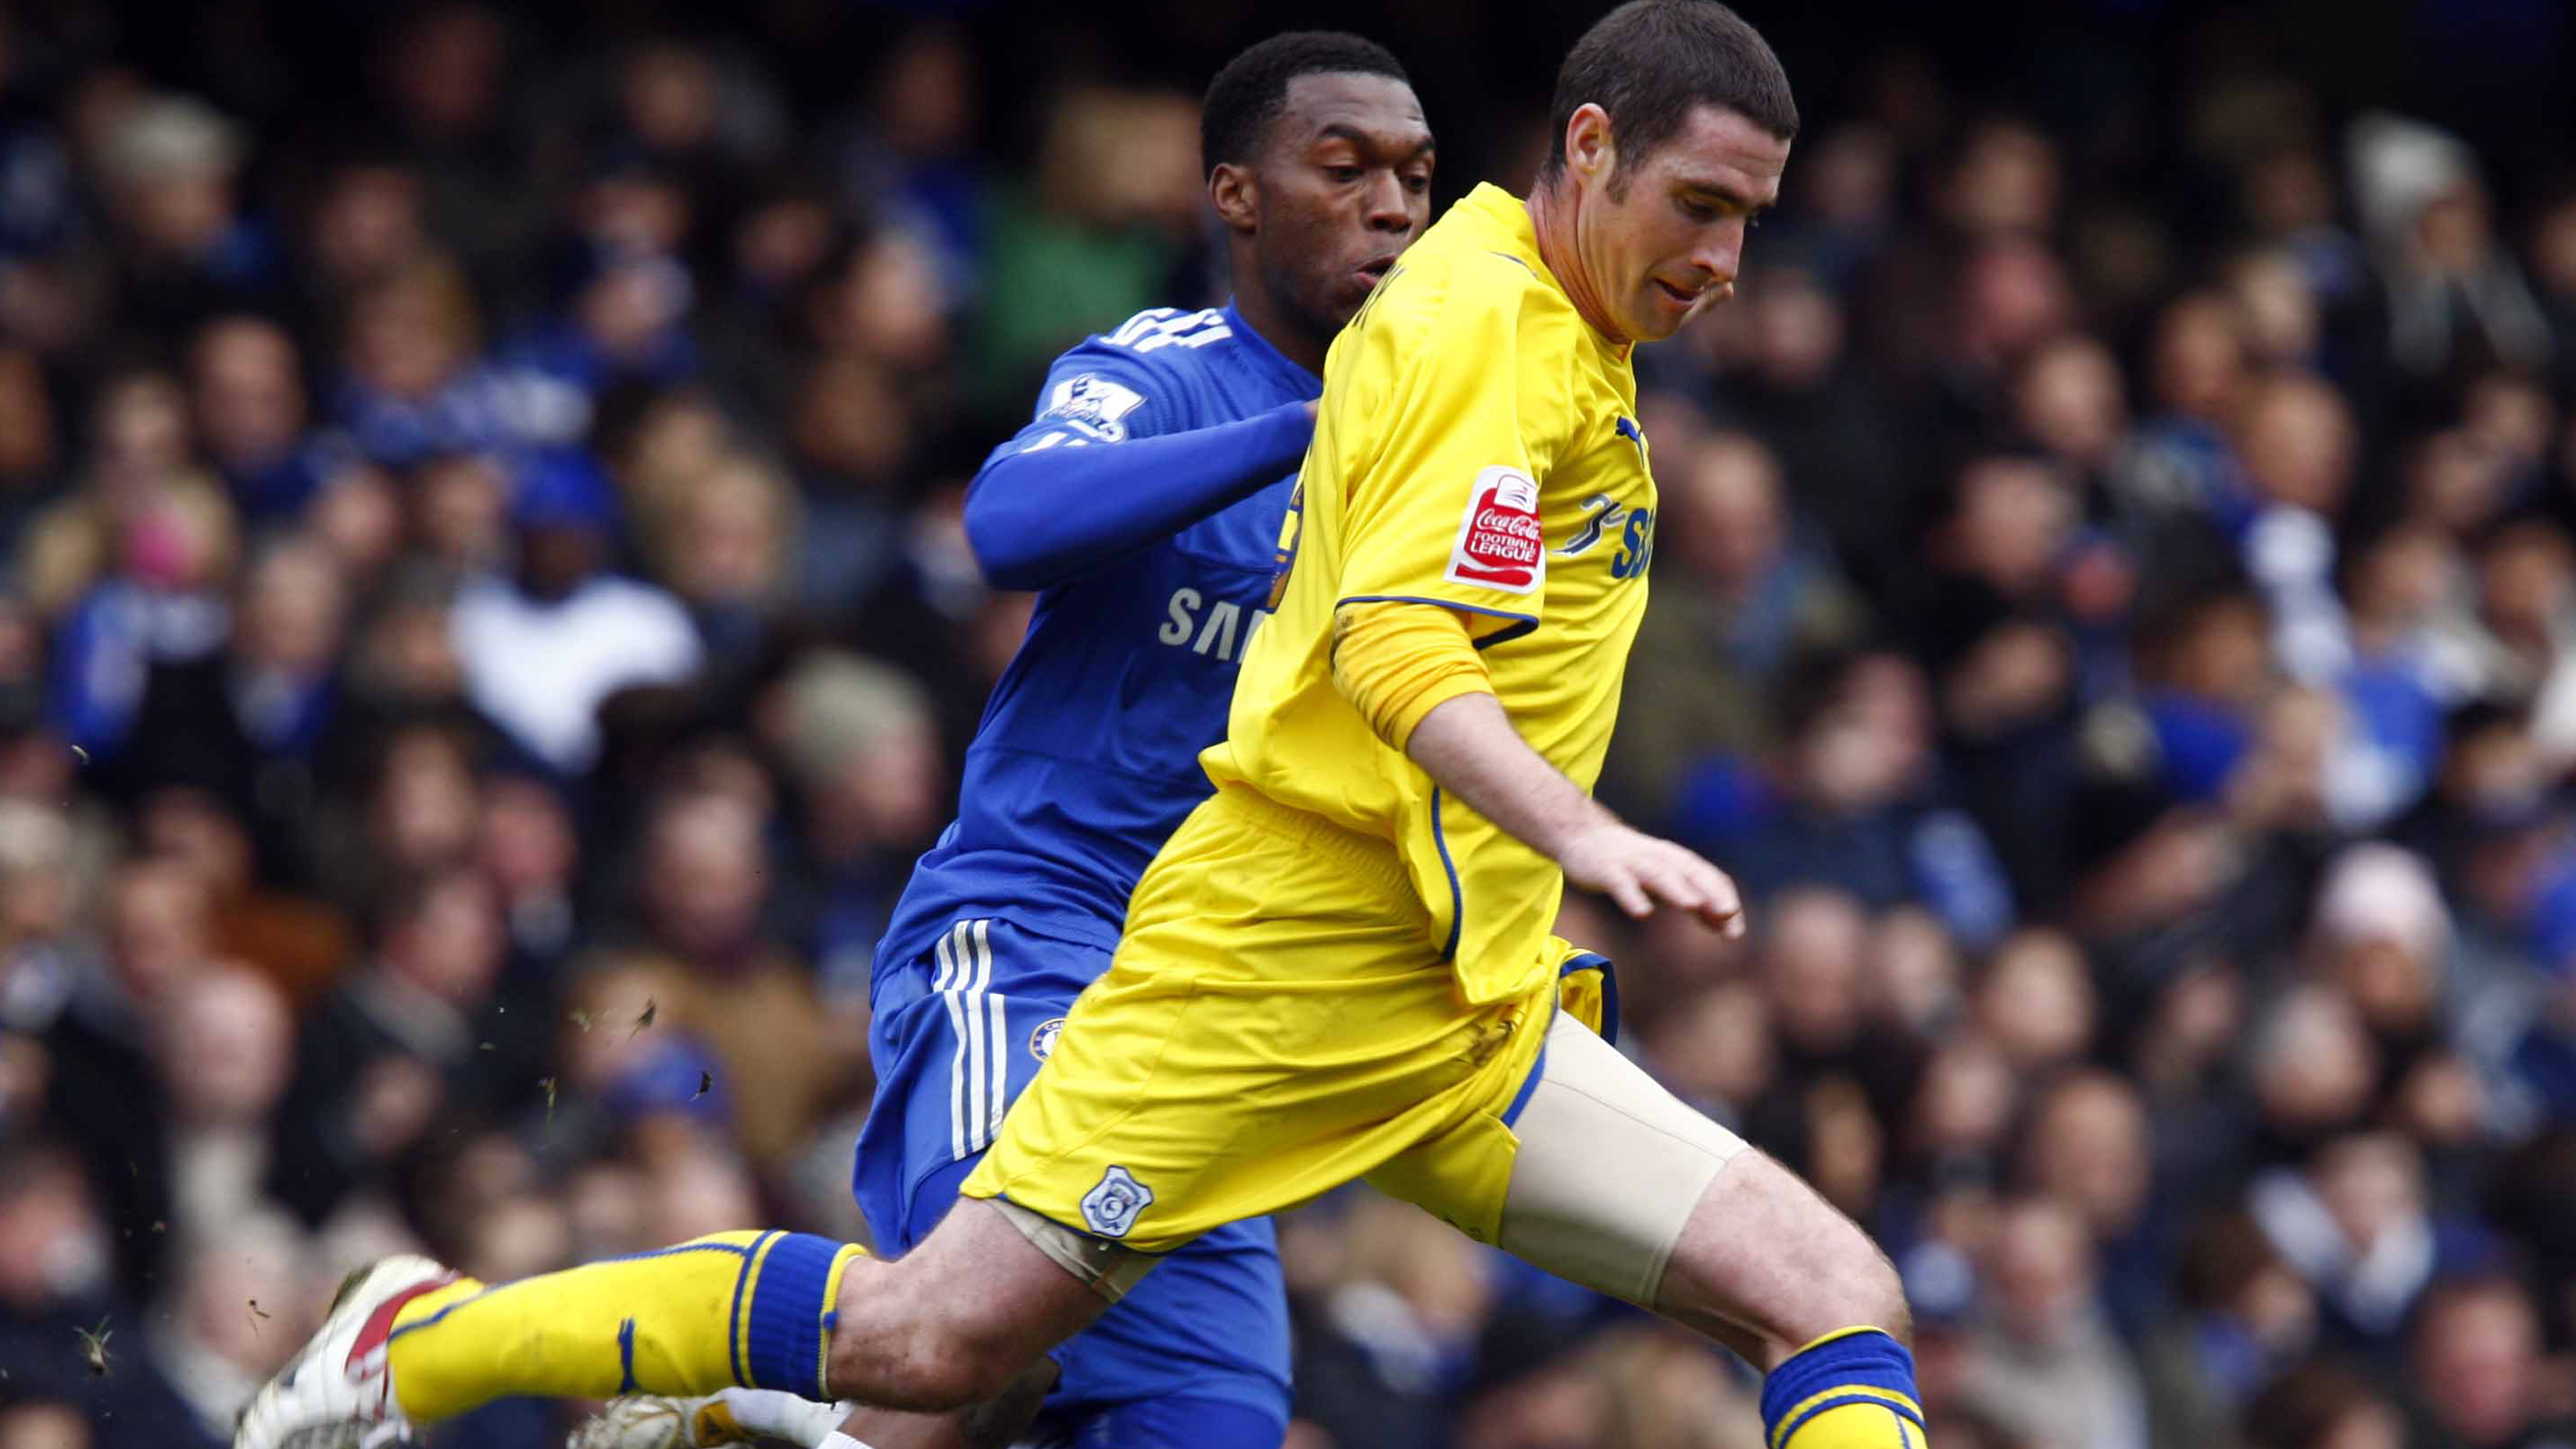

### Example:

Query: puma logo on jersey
xmin=1614 ymin=414 xmax=1648 ymax=468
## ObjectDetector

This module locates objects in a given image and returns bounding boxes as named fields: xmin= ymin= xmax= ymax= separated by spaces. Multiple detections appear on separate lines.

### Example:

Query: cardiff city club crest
xmin=1080 ymin=1165 xmax=1155 ymax=1238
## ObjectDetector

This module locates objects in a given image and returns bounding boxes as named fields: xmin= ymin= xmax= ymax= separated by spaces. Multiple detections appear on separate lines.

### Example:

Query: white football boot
xmin=233 ymin=1255 xmax=460 ymax=1449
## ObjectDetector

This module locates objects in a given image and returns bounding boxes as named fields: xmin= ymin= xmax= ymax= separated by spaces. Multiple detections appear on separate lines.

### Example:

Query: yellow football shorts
xmin=959 ymin=783 xmax=1603 ymax=1255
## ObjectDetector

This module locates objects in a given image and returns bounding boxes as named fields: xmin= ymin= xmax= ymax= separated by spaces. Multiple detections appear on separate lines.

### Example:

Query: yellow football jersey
xmin=1205 ymin=182 xmax=1657 ymax=1005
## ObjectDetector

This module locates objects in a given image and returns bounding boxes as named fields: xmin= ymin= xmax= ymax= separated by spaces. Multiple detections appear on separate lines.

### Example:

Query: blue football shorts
xmin=854 ymin=915 xmax=1292 ymax=1447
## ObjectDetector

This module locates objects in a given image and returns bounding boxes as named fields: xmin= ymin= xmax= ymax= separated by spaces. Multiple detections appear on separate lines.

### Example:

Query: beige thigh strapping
xmin=1498 ymin=1009 xmax=1750 ymax=1307
xmin=990 ymin=1198 xmax=1159 ymax=1303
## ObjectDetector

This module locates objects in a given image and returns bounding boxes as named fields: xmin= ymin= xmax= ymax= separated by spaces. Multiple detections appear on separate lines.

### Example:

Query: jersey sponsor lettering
xmin=1158 ymin=587 xmax=1272 ymax=662
xmin=1445 ymin=466 xmax=1546 ymax=594
xmin=1610 ymin=507 xmax=1655 ymax=580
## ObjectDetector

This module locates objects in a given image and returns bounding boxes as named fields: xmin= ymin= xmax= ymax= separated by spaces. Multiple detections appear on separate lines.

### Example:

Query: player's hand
xmin=1557 ymin=821 xmax=1746 ymax=936
xmin=1305 ymin=401 xmax=1319 ymax=420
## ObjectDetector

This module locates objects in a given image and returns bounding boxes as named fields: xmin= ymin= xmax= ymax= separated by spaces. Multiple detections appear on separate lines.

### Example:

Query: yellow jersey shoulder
xmin=1352 ymin=191 xmax=1586 ymax=345
xmin=1331 ymin=194 xmax=1592 ymax=478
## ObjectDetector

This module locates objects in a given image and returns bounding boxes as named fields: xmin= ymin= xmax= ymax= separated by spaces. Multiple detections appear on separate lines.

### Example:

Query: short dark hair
xmin=1200 ymin=31 xmax=1412 ymax=176
xmin=1540 ymin=0 xmax=1798 ymax=186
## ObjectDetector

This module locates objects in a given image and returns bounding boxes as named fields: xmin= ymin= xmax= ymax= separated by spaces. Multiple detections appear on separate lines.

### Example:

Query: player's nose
xmin=1361 ymin=171 xmax=1413 ymax=231
xmin=1691 ymin=217 xmax=1749 ymax=287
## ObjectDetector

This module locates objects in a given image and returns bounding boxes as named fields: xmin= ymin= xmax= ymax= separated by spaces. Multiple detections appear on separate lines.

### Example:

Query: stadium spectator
xmin=148 ymin=963 xmax=295 ymax=1236
xmin=2403 ymin=1275 xmax=2576 ymax=1449
xmin=39 ymin=859 xmax=216 ymax=1297
xmin=761 ymin=648 xmax=945 ymax=991
xmin=2141 ymin=1211 xmax=2320 ymax=1449
xmin=1607 ymin=428 xmax=1870 ymax=804
xmin=332 ymin=255 xmax=564 ymax=467
xmin=475 ymin=769 xmax=580 ymax=970
xmin=2018 ymin=1069 xmax=2162 ymax=1332
xmin=0 ymin=1139 xmax=208 ymax=1442
xmin=2241 ymin=1360 xmax=2408 ymax=1449
xmin=2347 ymin=114 xmax=2554 ymax=404
xmin=295 ymin=156 xmax=431 ymax=310
xmin=189 ymin=318 xmax=343 ymax=524
xmin=634 ymin=449 xmax=801 ymax=670
xmin=448 ymin=449 xmax=700 ymax=774
xmin=146 ymin=1213 xmax=314 ymax=1443
xmin=92 ymin=95 xmax=281 ymax=350
xmin=1958 ymin=1194 xmax=2152 ymax=1449
xmin=628 ymin=784 xmax=855 ymax=1170
xmin=1697 ymin=260 xmax=1913 ymax=593
xmin=266 ymin=864 xmax=506 ymax=1227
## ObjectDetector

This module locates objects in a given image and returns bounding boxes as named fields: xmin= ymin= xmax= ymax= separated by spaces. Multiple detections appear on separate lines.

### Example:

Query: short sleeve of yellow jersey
xmin=1327 ymin=258 xmax=1573 ymax=642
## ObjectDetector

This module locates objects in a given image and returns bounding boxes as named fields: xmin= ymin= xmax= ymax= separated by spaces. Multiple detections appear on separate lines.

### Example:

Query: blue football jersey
xmin=875 ymin=302 xmax=1319 ymax=979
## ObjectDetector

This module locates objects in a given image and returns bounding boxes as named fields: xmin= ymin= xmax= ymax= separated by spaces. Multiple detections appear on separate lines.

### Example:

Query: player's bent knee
xmin=822 ymin=1248 xmax=1037 ymax=1411
xmin=1835 ymin=1241 xmax=1911 ymax=1343
xmin=828 ymin=1307 xmax=1025 ymax=1412
xmin=1777 ymin=1182 xmax=1909 ymax=1343
xmin=1662 ymin=1152 xmax=1911 ymax=1357
xmin=824 ymin=1198 xmax=1120 ymax=1411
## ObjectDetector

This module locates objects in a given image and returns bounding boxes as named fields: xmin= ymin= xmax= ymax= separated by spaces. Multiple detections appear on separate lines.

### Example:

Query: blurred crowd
xmin=2 ymin=2 xmax=2575 ymax=1448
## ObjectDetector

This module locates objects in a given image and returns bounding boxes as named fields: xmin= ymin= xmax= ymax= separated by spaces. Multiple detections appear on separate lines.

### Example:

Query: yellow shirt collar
xmin=1453 ymin=182 xmax=1631 ymax=361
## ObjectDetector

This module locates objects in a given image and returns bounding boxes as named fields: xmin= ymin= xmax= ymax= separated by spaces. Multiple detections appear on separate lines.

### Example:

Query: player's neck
xmin=1526 ymin=181 xmax=1629 ymax=348
xmin=1225 ymin=270 xmax=1329 ymax=377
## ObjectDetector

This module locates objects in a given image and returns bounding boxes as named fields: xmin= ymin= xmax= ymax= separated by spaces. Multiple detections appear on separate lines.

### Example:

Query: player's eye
xmin=1326 ymin=165 xmax=1363 ymax=183
xmin=1402 ymin=172 xmax=1429 ymax=194
xmin=1679 ymin=198 xmax=1717 ymax=222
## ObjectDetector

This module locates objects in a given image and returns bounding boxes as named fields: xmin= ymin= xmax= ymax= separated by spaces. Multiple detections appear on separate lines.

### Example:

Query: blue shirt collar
xmin=1221 ymin=300 xmax=1322 ymax=396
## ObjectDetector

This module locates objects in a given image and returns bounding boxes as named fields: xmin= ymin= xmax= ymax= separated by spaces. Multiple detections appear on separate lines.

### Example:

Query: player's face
xmin=1577 ymin=104 xmax=1789 ymax=342
xmin=1250 ymin=72 xmax=1435 ymax=334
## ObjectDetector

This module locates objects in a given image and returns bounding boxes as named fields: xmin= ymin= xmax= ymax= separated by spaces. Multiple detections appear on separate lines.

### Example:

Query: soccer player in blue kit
xmin=846 ymin=33 xmax=1429 ymax=1445
xmin=587 ymin=30 xmax=1436 ymax=1449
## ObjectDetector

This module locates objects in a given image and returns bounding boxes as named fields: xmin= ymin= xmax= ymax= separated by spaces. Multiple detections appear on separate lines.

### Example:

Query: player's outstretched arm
xmin=964 ymin=400 xmax=1315 ymax=590
xmin=1406 ymin=690 xmax=1745 ymax=935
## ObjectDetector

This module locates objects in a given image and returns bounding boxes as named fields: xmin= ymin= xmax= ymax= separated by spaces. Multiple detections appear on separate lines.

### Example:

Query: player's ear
xmin=1208 ymin=163 xmax=1258 ymax=235
xmin=1565 ymin=103 xmax=1616 ymax=189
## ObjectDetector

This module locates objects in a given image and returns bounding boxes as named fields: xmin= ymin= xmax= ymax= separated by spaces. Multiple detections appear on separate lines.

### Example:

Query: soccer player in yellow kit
xmin=239 ymin=7 xmax=1924 ymax=1449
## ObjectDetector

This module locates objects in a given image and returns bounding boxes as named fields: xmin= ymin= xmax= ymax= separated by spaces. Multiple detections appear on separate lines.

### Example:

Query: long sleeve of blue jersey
xmin=964 ymin=360 xmax=1312 ymax=591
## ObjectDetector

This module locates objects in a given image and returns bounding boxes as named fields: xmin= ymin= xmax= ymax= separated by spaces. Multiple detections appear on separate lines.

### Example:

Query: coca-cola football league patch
xmin=1445 ymin=465 xmax=1546 ymax=595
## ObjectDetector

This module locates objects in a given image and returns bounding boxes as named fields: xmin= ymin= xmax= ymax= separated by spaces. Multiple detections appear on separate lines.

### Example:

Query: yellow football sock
xmin=387 ymin=1231 xmax=865 ymax=1420
xmin=1760 ymin=1327 xmax=1928 ymax=1448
